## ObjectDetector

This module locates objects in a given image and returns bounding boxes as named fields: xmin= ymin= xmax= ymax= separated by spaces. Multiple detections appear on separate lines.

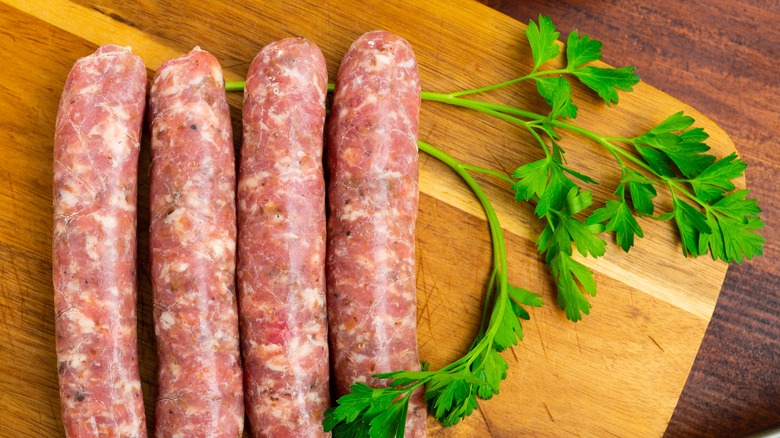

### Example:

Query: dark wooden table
xmin=479 ymin=1 xmax=780 ymax=436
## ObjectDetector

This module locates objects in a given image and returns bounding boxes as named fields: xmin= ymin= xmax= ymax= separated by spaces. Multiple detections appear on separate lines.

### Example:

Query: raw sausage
xmin=148 ymin=47 xmax=244 ymax=437
xmin=52 ymin=44 xmax=147 ymax=437
xmin=237 ymin=38 xmax=331 ymax=437
xmin=326 ymin=31 xmax=427 ymax=437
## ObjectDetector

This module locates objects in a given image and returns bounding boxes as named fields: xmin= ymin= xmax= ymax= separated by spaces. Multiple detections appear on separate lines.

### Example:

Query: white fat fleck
xmin=239 ymin=176 xmax=261 ymax=190
xmin=200 ymin=155 xmax=214 ymax=172
xmin=106 ymin=287 xmax=120 ymax=297
xmin=98 ymin=214 xmax=118 ymax=230
xmin=284 ymin=63 xmax=311 ymax=87
xmin=77 ymin=83 xmax=100 ymax=96
xmin=350 ymin=355 xmax=370 ymax=371
xmin=66 ymin=353 xmax=89 ymax=369
xmin=226 ymin=237 xmax=236 ymax=253
xmin=159 ymin=263 xmax=171 ymax=283
xmin=65 ymin=281 xmax=82 ymax=297
xmin=74 ymin=312 xmax=96 ymax=334
xmin=85 ymin=235 xmax=99 ymax=261
xmin=339 ymin=206 xmax=369 ymax=222
xmin=265 ymin=361 xmax=287 ymax=373
xmin=302 ymin=288 xmax=324 ymax=309
xmin=210 ymin=240 xmax=225 ymax=258
xmin=184 ymin=190 xmax=203 ymax=210
xmin=108 ymin=101 xmax=131 ymax=121
xmin=382 ymin=170 xmax=403 ymax=180
xmin=165 ymin=207 xmax=185 ymax=224
xmin=362 ymin=93 xmax=377 ymax=105
xmin=211 ymin=63 xmax=224 ymax=86
xmin=260 ymin=344 xmax=287 ymax=372
xmin=295 ymin=340 xmax=315 ymax=358
xmin=96 ymin=118 xmax=129 ymax=159
xmin=57 ymin=188 xmax=80 ymax=210
xmin=198 ymin=124 xmax=216 ymax=145
xmin=365 ymin=53 xmax=392 ymax=72
xmin=109 ymin=191 xmax=132 ymax=211
xmin=402 ymin=290 xmax=416 ymax=301
xmin=159 ymin=311 xmax=175 ymax=331
xmin=397 ymin=57 xmax=416 ymax=69
xmin=281 ymin=232 xmax=299 ymax=241
xmin=175 ymin=262 xmax=189 ymax=272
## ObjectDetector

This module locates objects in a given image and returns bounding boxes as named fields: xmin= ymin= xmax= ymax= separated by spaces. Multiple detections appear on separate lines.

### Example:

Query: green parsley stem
xmin=448 ymin=75 xmax=530 ymax=98
xmin=421 ymin=92 xmax=536 ymax=134
xmin=418 ymin=140 xmax=510 ymax=367
xmin=422 ymin=91 xmax=540 ymax=120
xmin=446 ymin=68 xmax=572 ymax=98
xmin=461 ymin=164 xmax=515 ymax=185
xmin=668 ymin=179 xmax=711 ymax=210
xmin=474 ymin=269 xmax=499 ymax=348
xmin=225 ymin=81 xmax=245 ymax=92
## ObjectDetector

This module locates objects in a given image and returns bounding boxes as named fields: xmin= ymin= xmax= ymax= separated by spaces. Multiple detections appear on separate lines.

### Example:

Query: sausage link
xmin=237 ymin=38 xmax=331 ymax=438
xmin=148 ymin=47 xmax=244 ymax=437
xmin=326 ymin=31 xmax=427 ymax=437
xmin=52 ymin=44 xmax=147 ymax=437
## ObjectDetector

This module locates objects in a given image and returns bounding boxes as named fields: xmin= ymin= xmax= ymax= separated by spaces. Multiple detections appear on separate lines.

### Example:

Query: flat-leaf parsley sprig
xmin=421 ymin=14 xmax=764 ymax=321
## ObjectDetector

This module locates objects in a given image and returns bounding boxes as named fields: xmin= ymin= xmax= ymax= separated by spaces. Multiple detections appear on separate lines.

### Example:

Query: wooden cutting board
xmin=0 ymin=0 xmax=739 ymax=436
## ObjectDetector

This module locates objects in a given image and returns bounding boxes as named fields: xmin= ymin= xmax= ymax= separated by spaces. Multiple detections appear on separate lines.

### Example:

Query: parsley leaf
xmin=474 ymin=349 xmax=508 ymax=399
xmin=699 ymin=190 xmax=765 ymax=263
xmin=690 ymin=153 xmax=747 ymax=203
xmin=508 ymin=284 xmax=544 ymax=320
xmin=493 ymin=297 xmax=524 ymax=350
xmin=511 ymin=156 xmax=577 ymax=216
xmin=586 ymin=199 xmax=644 ymax=251
xmin=526 ymin=15 xmax=560 ymax=72
xmin=536 ymin=76 xmax=578 ymax=120
xmin=635 ymin=143 xmax=676 ymax=177
xmin=425 ymin=372 xmax=480 ymax=426
xmin=549 ymin=251 xmax=596 ymax=321
xmin=535 ymin=189 xmax=605 ymax=321
xmin=512 ymin=158 xmax=549 ymax=202
xmin=536 ymin=164 xmax=577 ymax=216
xmin=572 ymin=65 xmax=639 ymax=106
xmin=622 ymin=169 xmax=657 ymax=216
xmin=672 ymin=195 xmax=712 ymax=257
xmin=634 ymin=112 xmax=715 ymax=178
xmin=566 ymin=29 xmax=603 ymax=68
xmin=324 ymin=383 xmax=405 ymax=438
xmin=369 ymin=399 xmax=408 ymax=438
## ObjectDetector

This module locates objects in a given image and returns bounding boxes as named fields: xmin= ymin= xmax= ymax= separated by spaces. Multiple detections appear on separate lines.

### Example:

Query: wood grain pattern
xmin=0 ymin=0 xmax=768 ymax=436
xmin=479 ymin=2 xmax=780 ymax=436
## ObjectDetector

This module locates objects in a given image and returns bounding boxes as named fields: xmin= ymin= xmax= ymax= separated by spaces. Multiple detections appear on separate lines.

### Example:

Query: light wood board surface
xmin=0 ymin=0 xmax=741 ymax=436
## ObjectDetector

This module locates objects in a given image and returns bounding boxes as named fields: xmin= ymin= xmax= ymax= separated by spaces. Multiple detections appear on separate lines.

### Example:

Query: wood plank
xmin=0 ymin=0 xmax=743 ymax=436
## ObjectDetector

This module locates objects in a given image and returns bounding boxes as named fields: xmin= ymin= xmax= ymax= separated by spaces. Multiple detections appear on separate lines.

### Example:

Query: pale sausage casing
xmin=149 ymin=47 xmax=244 ymax=437
xmin=238 ymin=37 xmax=331 ymax=438
xmin=52 ymin=44 xmax=148 ymax=437
xmin=327 ymin=31 xmax=427 ymax=437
